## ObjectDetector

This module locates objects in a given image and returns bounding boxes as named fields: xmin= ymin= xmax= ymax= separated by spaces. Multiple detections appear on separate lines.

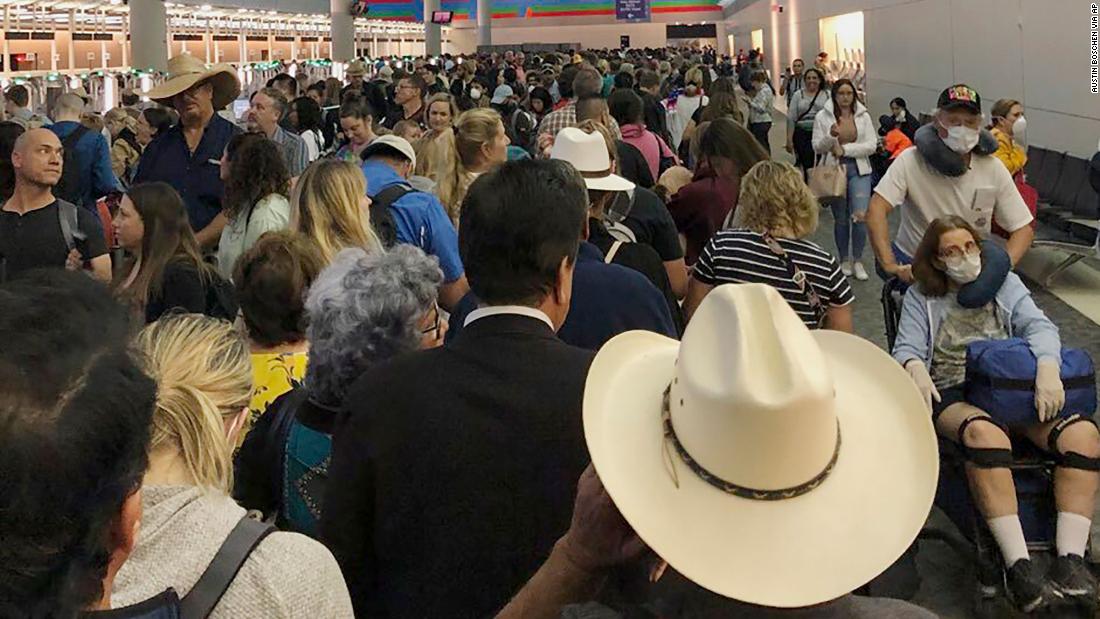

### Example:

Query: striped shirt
xmin=693 ymin=229 xmax=854 ymax=328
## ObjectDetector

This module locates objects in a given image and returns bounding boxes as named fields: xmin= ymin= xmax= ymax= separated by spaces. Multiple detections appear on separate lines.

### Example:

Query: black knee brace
xmin=957 ymin=415 xmax=1013 ymax=469
xmin=1047 ymin=414 xmax=1100 ymax=472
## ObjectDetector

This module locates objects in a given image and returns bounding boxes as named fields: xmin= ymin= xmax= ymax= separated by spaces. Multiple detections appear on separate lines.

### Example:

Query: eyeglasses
xmin=938 ymin=240 xmax=980 ymax=261
xmin=420 ymin=303 xmax=442 ymax=338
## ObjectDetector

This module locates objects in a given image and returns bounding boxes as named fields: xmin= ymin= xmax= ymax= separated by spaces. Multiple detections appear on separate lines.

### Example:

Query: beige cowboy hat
xmin=145 ymin=53 xmax=241 ymax=111
xmin=584 ymin=283 xmax=938 ymax=608
xmin=345 ymin=59 xmax=369 ymax=77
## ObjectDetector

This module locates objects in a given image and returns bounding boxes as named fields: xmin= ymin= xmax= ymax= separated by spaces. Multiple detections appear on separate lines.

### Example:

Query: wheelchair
xmin=881 ymin=278 xmax=1095 ymax=617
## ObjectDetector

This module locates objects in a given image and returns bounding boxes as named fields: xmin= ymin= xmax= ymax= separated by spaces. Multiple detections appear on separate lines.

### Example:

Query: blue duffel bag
xmin=965 ymin=338 xmax=1097 ymax=426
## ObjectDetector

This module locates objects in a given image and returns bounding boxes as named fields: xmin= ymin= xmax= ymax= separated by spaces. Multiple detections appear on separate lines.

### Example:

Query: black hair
xmin=339 ymin=95 xmax=375 ymax=121
xmin=557 ymin=63 xmax=582 ymax=100
xmin=0 ymin=270 xmax=155 ymax=617
xmin=291 ymin=96 xmax=323 ymax=133
xmin=0 ymin=121 xmax=26 ymax=201
xmin=141 ymin=107 xmax=175 ymax=139
xmin=267 ymin=72 xmax=298 ymax=96
xmin=613 ymin=71 xmax=635 ymax=90
xmin=307 ymin=82 xmax=326 ymax=97
xmin=526 ymin=87 xmax=553 ymax=115
xmin=223 ymin=133 xmax=290 ymax=219
xmin=608 ymin=88 xmax=644 ymax=126
xmin=890 ymin=97 xmax=908 ymax=110
xmin=503 ymin=67 xmax=517 ymax=83
xmin=4 ymin=84 xmax=28 ymax=107
xmin=459 ymin=159 xmax=586 ymax=306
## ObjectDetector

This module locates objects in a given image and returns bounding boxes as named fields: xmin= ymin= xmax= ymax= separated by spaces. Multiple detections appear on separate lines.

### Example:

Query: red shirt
xmin=667 ymin=167 xmax=740 ymax=265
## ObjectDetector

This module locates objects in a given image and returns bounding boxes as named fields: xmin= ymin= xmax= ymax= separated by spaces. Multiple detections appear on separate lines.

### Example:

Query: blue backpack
xmin=965 ymin=338 xmax=1096 ymax=426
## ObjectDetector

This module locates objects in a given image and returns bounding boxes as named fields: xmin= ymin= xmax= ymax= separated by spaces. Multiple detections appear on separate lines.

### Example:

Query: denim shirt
xmin=892 ymin=272 xmax=1061 ymax=368
xmin=133 ymin=113 xmax=241 ymax=232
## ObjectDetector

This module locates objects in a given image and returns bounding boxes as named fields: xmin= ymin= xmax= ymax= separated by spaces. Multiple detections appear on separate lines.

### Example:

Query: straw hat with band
xmin=550 ymin=126 xmax=634 ymax=193
xmin=346 ymin=59 xmax=369 ymax=77
xmin=145 ymin=54 xmax=241 ymax=111
xmin=583 ymin=283 xmax=938 ymax=608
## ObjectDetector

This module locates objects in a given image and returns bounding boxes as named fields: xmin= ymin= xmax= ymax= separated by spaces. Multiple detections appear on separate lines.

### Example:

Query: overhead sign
xmin=615 ymin=0 xmax=650 ymax=22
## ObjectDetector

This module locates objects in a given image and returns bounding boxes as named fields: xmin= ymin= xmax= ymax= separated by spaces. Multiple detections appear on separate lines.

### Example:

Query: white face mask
xmin=469 ymin=87 xmax=482 ymax=101
xmin=1012 ymin=116 xmax=1026 ymax=136
xmin=944 ymin=252 xmax=981 ymax=284
xmin=894 ymin=109 xmax=906 ymax=121
xmin=942 ymin=124 xmax=980 ymax=154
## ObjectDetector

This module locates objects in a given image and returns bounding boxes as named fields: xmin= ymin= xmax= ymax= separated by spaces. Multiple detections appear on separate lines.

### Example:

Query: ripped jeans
xmin=831 ymin=158 xmax=872 ymax=262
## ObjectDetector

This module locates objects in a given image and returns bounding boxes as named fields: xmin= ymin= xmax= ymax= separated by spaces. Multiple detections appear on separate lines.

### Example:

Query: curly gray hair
xmin=304 ymin=245 xmax=443 ymax=408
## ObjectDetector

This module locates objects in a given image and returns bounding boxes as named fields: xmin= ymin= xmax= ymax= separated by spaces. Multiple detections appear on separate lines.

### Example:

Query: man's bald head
xmin=14 ymin=127 xmax=61 ymax=155
xmin=12 ymin=128 xmax=63 ymax=188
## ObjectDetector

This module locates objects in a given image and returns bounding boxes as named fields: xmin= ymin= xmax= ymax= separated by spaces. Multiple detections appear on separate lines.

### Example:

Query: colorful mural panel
xmin=363 ymin=0 xmax=720 ymax=22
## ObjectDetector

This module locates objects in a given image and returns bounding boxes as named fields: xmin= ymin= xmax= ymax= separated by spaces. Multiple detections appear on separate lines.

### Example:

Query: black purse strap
xmin=762 ymin=232 xmax=826 ymax=326
xmin=178 ymin=516 xmax=275 ymax=619
xmin=794 ymin=90 xmax=822 ymax=124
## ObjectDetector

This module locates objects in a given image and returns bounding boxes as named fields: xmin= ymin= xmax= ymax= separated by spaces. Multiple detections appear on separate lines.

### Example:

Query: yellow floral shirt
xmin=992 ymin=128 xmax=1027 ymax=177
xmin=241 ymin=351 xmax=309 ymax=445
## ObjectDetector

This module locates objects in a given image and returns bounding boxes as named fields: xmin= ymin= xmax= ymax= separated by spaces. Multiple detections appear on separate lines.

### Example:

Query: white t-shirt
xmin=873 ymin=147 xmax=1032 ymax=257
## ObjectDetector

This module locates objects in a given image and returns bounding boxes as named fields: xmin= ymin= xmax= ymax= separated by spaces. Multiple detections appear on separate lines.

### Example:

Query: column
xmin=2 ymin=7 xmax=10 ymax=76
xmin=477 ymin=0 xmax=491 ymax=48
xmin=424 ymin=0 xmax=441 ymax=57
xmin=67 ymin=10 xmax=76 ymax=71
xmin=129 ymin=0 xmax=167 ymax=71
xmin=330 ymin=0 xmax=355 ymax=62
xmin=716 ymin=22 xmax=729 ymax=56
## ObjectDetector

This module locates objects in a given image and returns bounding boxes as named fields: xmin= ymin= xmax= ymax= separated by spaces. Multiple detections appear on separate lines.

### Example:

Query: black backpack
xmin=55 ymin=125 xmax=90 ymax=208
xmin=96 ymin=516 xmax=274 ymax=619
xmin=368 ymin=184 xmax=410 ymax=249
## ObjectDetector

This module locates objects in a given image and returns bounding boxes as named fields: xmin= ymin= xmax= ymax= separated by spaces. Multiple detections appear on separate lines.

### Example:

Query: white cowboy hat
xmin=145 ymin=54 xmax=241 ymax=111
xmin=584 ymin=283 xmax=938 ymax=608
xmin=550 ymin=126 xmax=634 ymax=193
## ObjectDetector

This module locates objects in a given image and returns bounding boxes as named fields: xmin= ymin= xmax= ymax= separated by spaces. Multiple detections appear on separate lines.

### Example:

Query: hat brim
xmin=938 ymin=101 xmax=981 ymax=114
xmin=583 ymin=173 xmax=635 ymax=193
xmin=583 ymin=327 xmax=938 ymax=608
xmin=147 ymin=65 xmax=241 ymax=111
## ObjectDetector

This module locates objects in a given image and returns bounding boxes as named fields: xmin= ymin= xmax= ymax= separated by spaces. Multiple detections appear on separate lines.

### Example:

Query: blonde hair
xmin=737 ymin=160 xmax=819 ymax=238
xmin=136 ymin=314 xmax=252 ymax=493
xmin=292 ymin=160 xmax=383 ymax=263
xmin=105 ymin=107 xmax=138 ymax=134
xmin=424 ymin=92 xmax=459 ymax=128
xmin=414 ymin=128 xmax=457 ymax=183
xmin=437 ymin=108 xmax=503 ymax=221
xmin=685 ymin=66 xmax=704 ymax=89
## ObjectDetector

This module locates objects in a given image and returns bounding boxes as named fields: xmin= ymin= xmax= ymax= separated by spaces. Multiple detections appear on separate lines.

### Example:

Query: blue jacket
xmin=361 ymin=160 xmax=464 ymax=283
xmin=49 ymin=121 xmax=119 ymax=210
xmin=893 ymin=272 xmax=1061 ymax=368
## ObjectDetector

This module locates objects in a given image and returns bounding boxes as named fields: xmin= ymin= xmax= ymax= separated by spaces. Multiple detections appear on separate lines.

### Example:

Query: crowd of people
xmin=1 ymin=40 xmax=1099 ymax=619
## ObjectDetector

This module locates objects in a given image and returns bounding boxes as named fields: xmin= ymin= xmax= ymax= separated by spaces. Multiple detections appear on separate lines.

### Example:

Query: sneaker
xmin=1006 ymin=558 xmax=1059 ymax=613
xmin=840 ymin=261 xmax=853 ymax=277
xmin=1050 ymin=554 xmax=1098 ymax=610
xmin=853 ymin=262 xmax=869 ymax=281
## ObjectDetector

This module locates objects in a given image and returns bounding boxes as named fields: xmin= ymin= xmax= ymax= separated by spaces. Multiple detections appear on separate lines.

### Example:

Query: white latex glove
xmin=905 ymin=360 xmax=940 ymax=413
xmin=1034 ymin=359 xmax=1065 ymax=422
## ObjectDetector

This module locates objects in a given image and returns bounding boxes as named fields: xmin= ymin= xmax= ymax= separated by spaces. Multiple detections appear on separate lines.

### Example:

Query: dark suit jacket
xmin=320 ymin=313 xmax=595 ymax=618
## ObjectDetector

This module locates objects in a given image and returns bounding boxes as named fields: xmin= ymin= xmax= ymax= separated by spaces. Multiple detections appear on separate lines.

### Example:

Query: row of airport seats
xmin=1027 ymin=147 xmax=1100 ymax=285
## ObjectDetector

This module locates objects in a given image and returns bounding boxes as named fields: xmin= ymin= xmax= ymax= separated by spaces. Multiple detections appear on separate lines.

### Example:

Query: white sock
xmin=1057 ymin=512 xmax=1092 ymax=557
xmin=988 ymin=515 xmax=1030 ymax=567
